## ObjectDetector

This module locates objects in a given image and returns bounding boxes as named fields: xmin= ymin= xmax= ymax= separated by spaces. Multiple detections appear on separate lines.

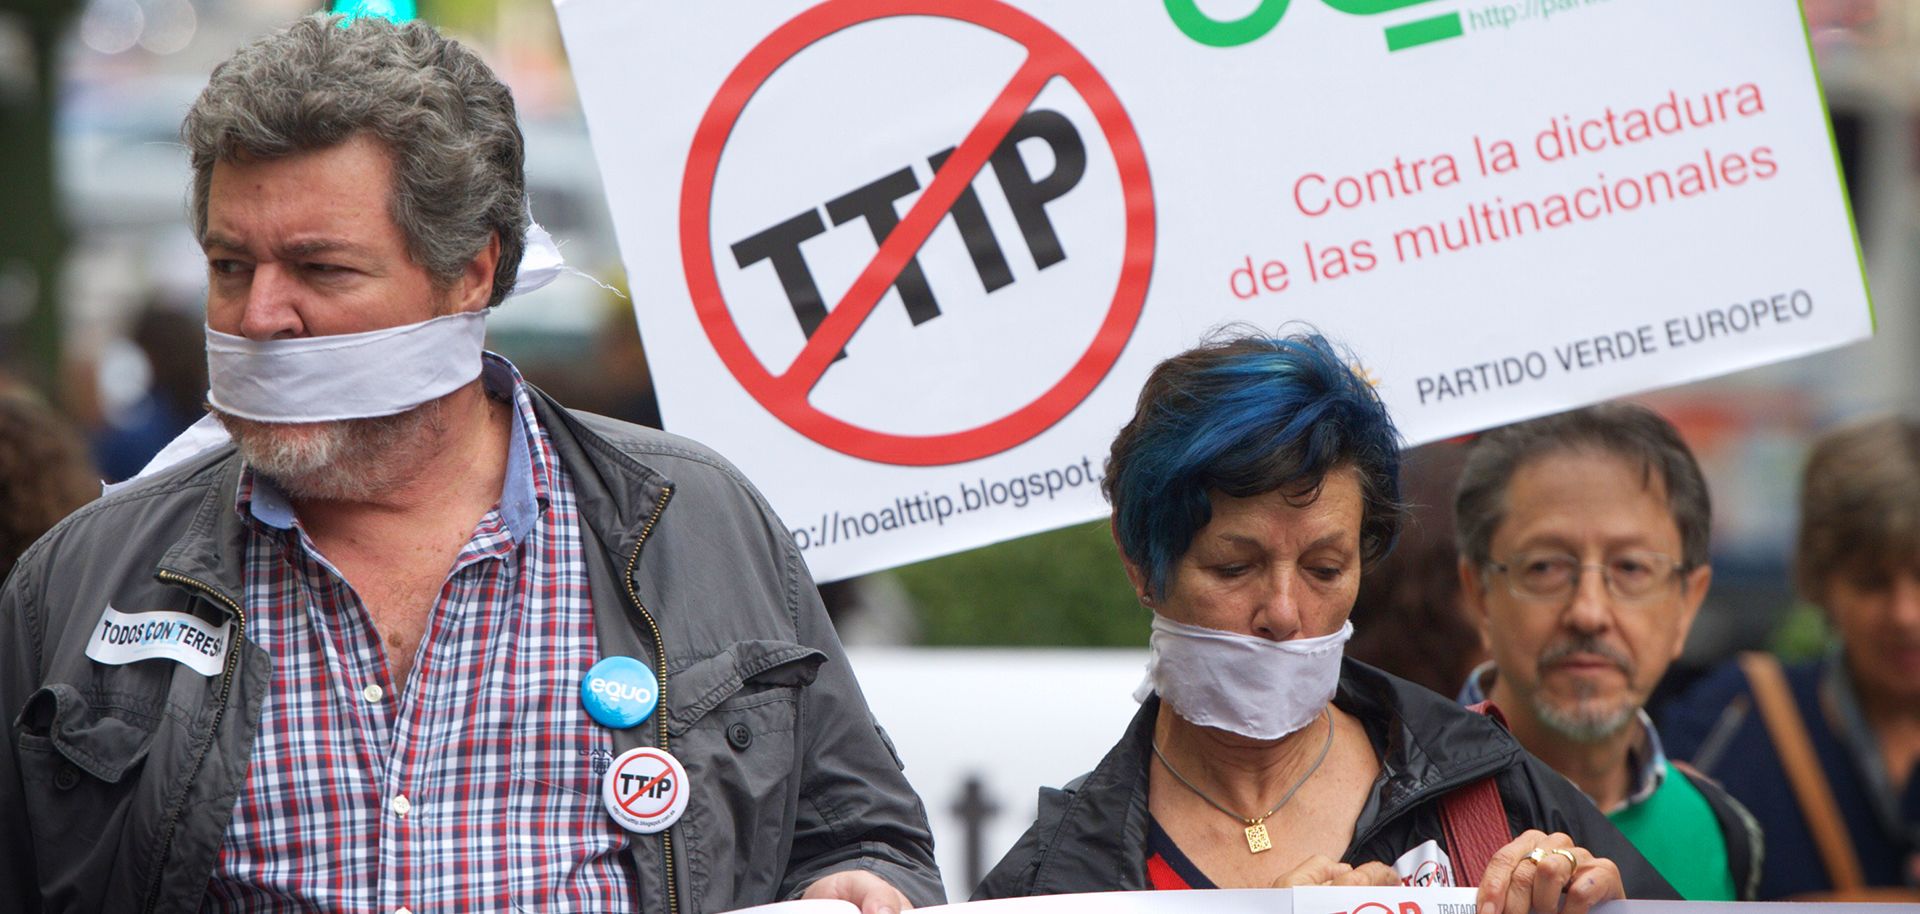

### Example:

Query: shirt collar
xmin=1458 ymin=660 xmax=1668 ymax=812
xmin=1623 ymin=708 xmax=1670 ymax=809
xmin=236 ymin=352 xmax=544 ymax=545
xmin=485 ymin=353 xmax=543 ymax=543
xmin=246 ymin=474 xmax=296 ymax=529
xmin=1456 ymin=659 xmax=1497 ymax=706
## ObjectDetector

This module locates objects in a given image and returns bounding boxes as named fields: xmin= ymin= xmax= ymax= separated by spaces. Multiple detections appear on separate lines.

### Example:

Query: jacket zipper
xmin=144 ymin=570 xmax=246 ymax=914
xmin=623 ymin=485 xmax=677 ymax=914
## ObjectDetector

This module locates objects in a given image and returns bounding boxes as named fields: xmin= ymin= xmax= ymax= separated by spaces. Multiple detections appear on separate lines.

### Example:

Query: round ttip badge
xmin=581 ymin=656 xmax=659 ymax=729
xmin=602 ymin=747 xmax=690 ymax=834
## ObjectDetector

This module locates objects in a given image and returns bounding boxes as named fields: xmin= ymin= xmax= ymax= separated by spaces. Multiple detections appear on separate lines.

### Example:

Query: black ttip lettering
xmin=619 ymin=771 xmax=674 ymax=800
xmin=732 ymin=109 xmax=1088 ymax=354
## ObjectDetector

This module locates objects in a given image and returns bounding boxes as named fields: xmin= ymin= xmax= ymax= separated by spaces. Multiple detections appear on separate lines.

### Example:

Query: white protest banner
xmin=727 ymin=886 xmax=1898 ymax=914
xmin=556 ymin=0 xmax=1870 ymax=581
xmin=728 ymin=889 xmax=1884 ymax=914
xmin=727 ymin=887 xmax=1478 ymax=914
xmin=1290 ymin=887 xmax=1478 ymax=914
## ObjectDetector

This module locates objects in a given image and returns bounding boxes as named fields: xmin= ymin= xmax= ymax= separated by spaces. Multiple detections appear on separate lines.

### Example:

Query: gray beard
xmin=1531 ymin=685 xmax=1638 ymax=743
xmin=214 ymin=401 xmax=445 ymax=502
xmin=1528 ymin=634 xmax=1640 ymax=743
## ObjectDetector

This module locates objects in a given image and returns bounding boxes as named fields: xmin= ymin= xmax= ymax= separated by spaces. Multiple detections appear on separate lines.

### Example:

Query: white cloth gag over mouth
xmin=102 ymin=219 xmax=573 ymax=495
xmin=206 ymin=310 xmax=486 ymax=423
xmin=204 ymin=217 xmax=572 ymax=423
xmin=1133 ymin=615 xmax=1354 ymax=741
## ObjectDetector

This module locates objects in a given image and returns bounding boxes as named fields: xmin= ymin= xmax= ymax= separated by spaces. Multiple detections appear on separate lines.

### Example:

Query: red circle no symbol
xmin=681 ymin=0 xmax=1154 ymax=466
xmin=614 ymin=751 xmax=679 ymax=817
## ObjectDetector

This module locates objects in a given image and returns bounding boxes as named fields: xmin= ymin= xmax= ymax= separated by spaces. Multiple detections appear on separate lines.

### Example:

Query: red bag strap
xmin=1442 ymin=700 xmax=1515 ymax=886
xmin=1465 ymin=698 xmax=1510 ymax=730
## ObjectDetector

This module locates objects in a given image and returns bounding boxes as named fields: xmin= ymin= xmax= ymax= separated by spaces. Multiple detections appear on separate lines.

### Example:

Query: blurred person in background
xmin=1349 ymin=440 xmax=1484 ymax=696
xmin=1662 ymin=415 xmax=1920 ymax=900
xmin=90 ymin=301 xmax=209 ymax=481
xmin=0 ymin=393 xmax=98 ymax=583
xmin=585 ymin=294 xmax=663 ymax=430
xmin=977 ymin=329 xmax=1672 ymax=905
xmin=1453 ymin=404 xmax=1760 ymax=900
xmin=511 ymin=288 xmax=662 ymax=430
xmin=0 ymin=15 xmax=938 ymax=913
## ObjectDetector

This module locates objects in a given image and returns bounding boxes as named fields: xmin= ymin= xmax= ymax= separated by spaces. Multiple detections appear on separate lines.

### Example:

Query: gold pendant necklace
xmin=1152 ymin=708 xmax=1334 ymax=854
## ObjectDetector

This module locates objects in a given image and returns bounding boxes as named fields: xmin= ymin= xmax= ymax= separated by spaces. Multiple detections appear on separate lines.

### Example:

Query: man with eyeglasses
xmin=1449 ymin=403 xmax=1761 ymax=900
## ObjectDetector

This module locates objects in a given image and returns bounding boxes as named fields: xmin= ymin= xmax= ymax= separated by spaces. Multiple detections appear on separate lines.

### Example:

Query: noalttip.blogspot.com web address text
xmin=789 ymin=456 xmax=1103 ymax=553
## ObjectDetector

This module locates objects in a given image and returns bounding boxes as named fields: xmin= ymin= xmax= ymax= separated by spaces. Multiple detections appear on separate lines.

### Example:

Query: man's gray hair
xmin=1454 ymin=402 xmax=1713 ymax=572
xmin=182 ymin=15 xmax=527 ymax=307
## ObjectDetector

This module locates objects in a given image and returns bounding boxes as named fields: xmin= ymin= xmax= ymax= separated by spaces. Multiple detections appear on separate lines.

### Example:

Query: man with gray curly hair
xmin=0 ymin=15 xmax=940 ymax=914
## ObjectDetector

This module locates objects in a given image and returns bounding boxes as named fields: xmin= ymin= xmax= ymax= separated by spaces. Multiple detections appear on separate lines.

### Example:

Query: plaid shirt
xmin=205 ymin=357 xmax=635 ymax=913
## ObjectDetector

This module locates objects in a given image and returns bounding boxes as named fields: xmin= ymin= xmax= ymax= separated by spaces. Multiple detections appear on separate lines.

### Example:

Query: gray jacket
xmin=0 ymin=389 xmax=943 ymax=913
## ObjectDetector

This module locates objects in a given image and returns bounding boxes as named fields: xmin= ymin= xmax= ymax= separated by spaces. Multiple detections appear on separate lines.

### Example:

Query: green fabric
xmin=1608 ymin=760 xmax=1737 ymax=900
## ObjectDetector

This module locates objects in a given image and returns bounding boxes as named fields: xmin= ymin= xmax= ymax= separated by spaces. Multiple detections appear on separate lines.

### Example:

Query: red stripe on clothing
xmin=1147 ymin=852 xmax=1192 ymax=890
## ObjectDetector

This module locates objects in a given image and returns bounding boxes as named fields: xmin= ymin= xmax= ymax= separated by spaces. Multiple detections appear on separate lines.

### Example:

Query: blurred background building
xmin=2 ymin=0 xmax=1918 ymax=688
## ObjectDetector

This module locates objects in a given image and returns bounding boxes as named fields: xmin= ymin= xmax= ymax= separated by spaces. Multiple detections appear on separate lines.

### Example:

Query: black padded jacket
xmin=974 ymin=659 xmax=1679 ymax=900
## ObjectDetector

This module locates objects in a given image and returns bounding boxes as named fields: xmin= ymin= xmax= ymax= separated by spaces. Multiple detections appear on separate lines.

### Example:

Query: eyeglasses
xmin=1486 ymin=550 xmax=1685 ymax=602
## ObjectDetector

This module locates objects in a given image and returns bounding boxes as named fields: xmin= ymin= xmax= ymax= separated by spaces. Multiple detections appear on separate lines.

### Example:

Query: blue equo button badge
xmin=581 ymin=656 xmax=659 ymax=729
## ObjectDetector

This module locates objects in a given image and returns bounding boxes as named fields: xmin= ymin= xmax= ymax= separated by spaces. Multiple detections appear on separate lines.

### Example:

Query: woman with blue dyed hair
xmin=975 ymin=329 xmax=1677 ymax=908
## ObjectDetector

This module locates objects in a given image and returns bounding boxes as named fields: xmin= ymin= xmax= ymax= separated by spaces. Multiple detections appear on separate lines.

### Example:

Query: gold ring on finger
xmin=1551 ymin=848 xmax=1577 ymax=866
xmin=1524 ymin=848 xmax=1547 ymax=865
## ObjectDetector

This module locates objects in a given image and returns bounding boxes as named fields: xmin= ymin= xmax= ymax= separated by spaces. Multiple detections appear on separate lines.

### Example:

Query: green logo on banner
xmin=1164 ymin=0 xmax=1291 ymax=47
xmin=1165 ymin=0 xmax=1464 ymax=52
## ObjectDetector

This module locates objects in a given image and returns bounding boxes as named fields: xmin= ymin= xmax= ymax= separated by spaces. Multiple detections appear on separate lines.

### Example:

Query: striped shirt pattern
xmin=205 ymin=358 xmax=635 ymax=913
